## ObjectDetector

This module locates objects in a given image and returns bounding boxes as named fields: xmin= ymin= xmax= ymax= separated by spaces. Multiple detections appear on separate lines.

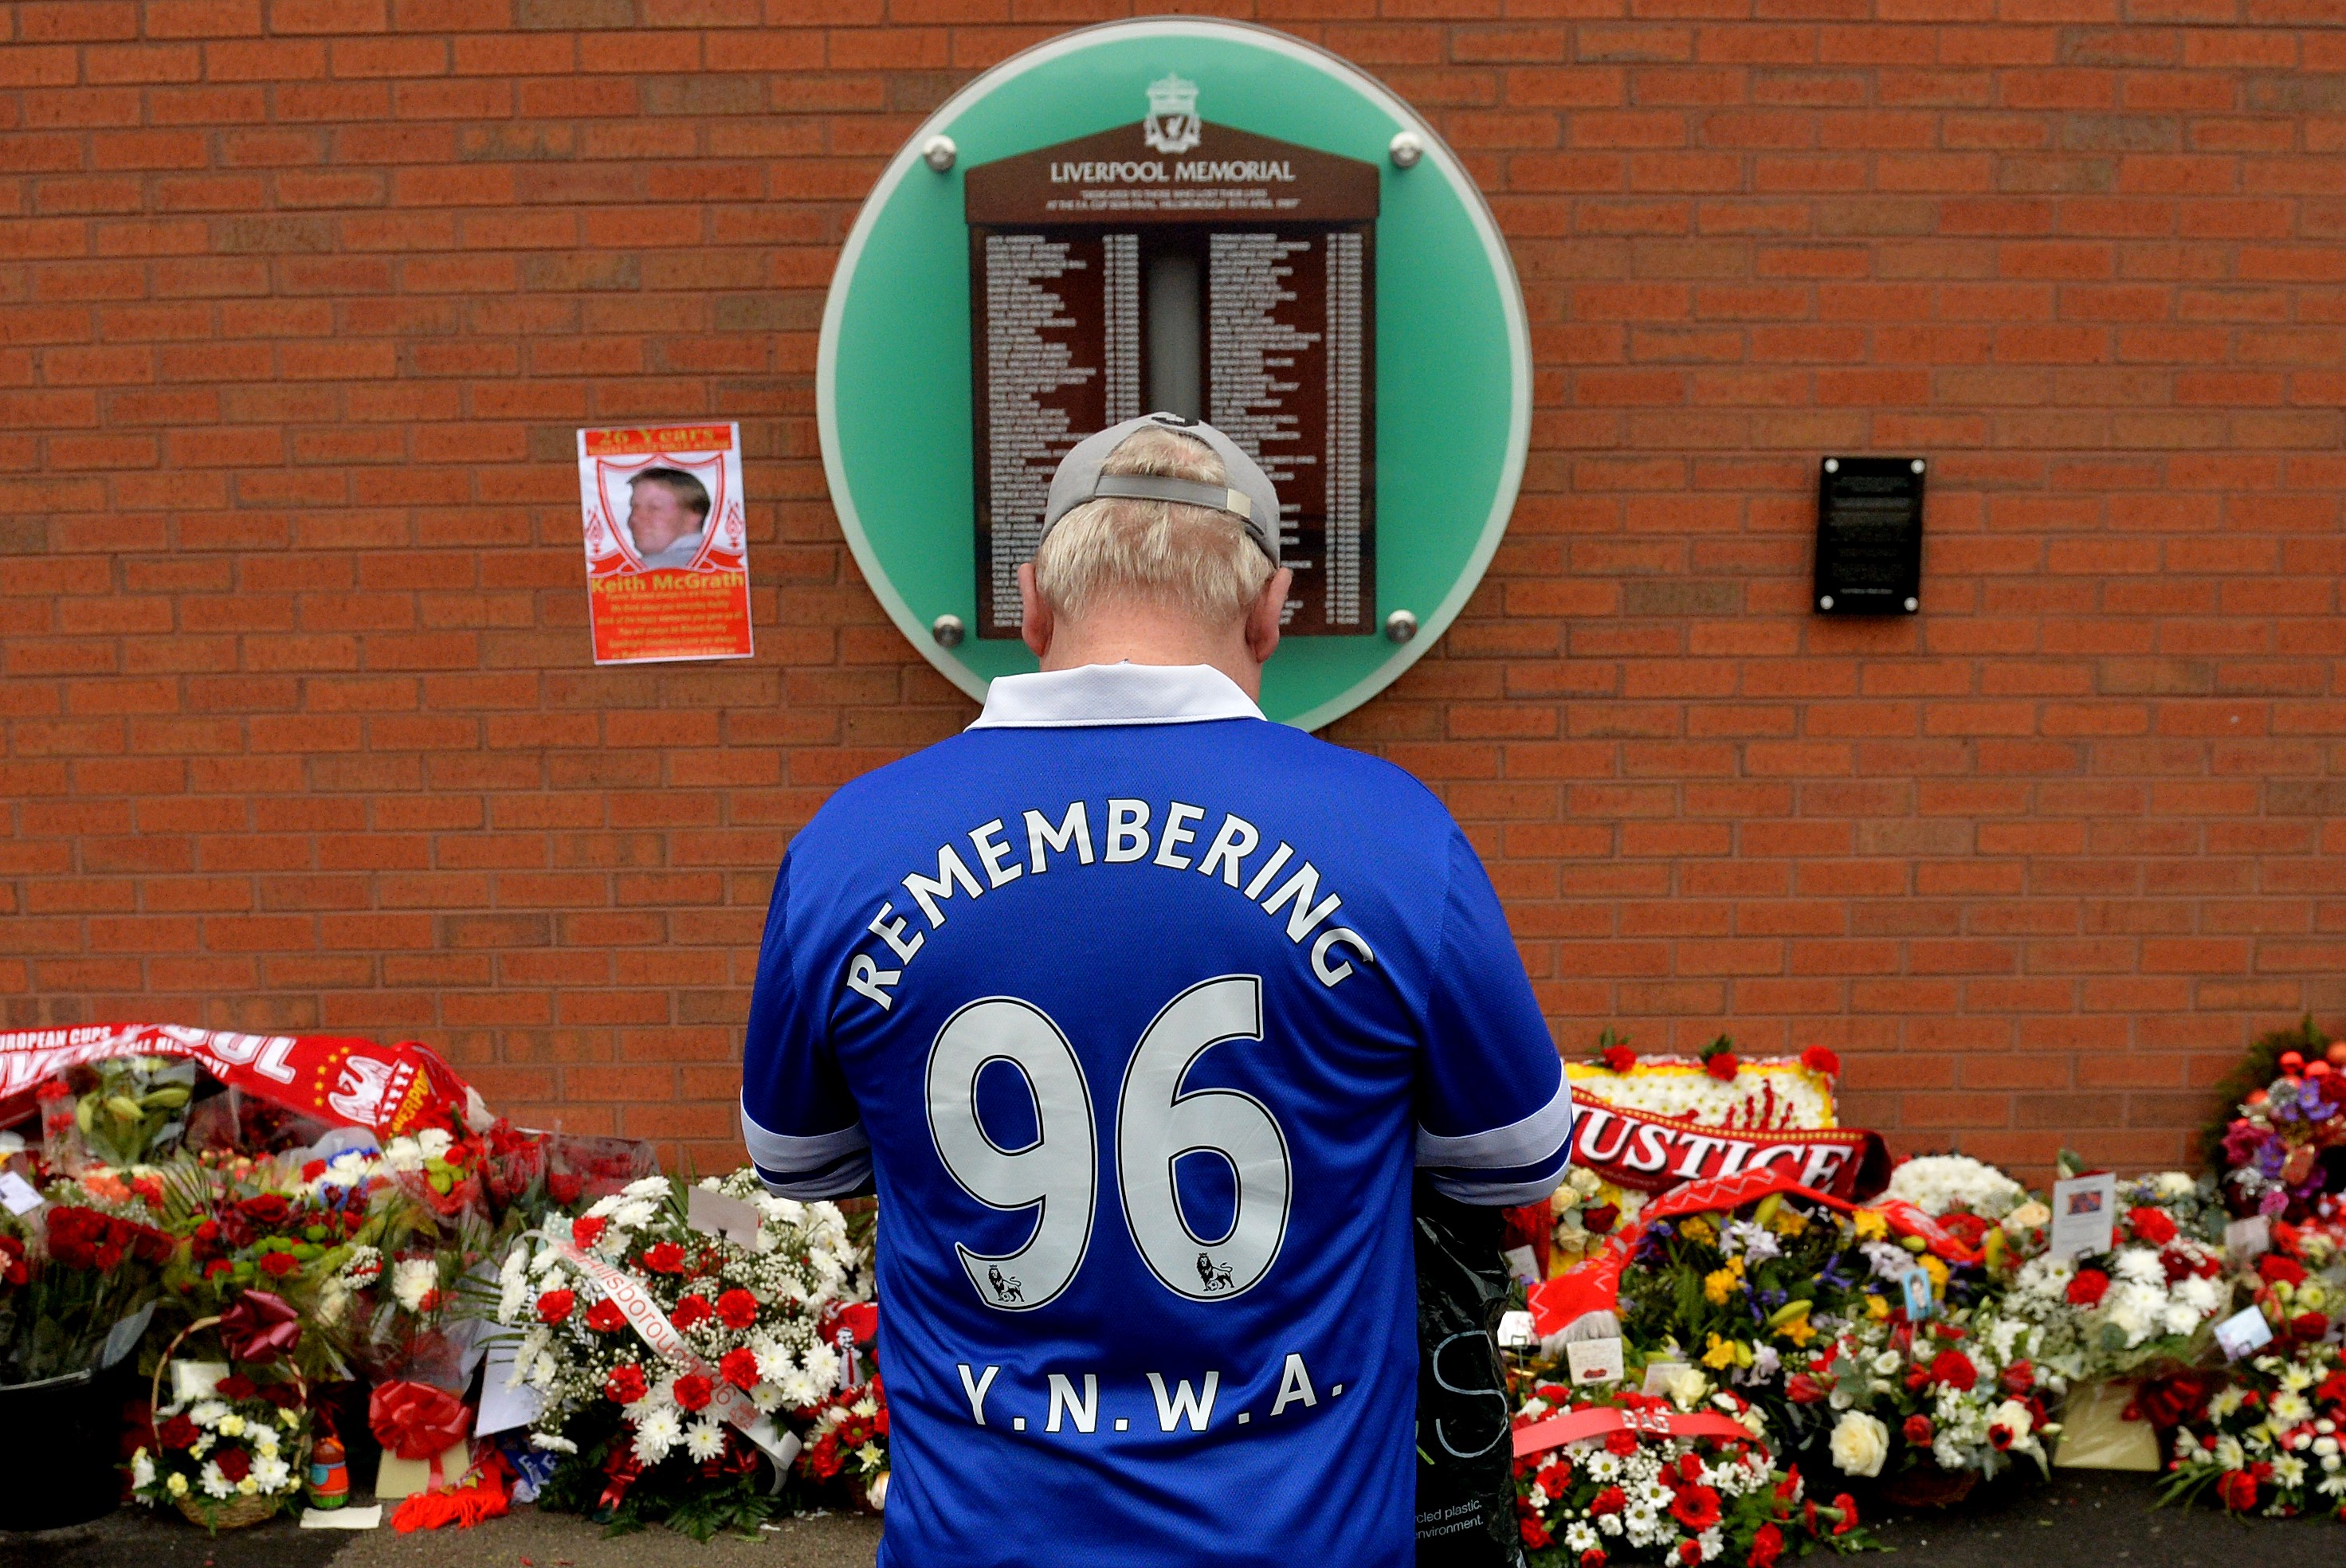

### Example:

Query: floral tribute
xmin=1999 ymin=1172 xmax=2233 ymax=1385
xmin=131 ymin=1375 xmax=311 ymax=1526
xmin=1794 ymin=1298 xmax=2062 ymax=1484
xmin=1511 ymin=1383 xmax=1869 ymax=1566
xmin=2218 ymin=1036 xmax=2346 ymax=1224
xmin=498 ymin=1170 xmax=872 ymax=1539
xmin=2160 ymin=1340 xmax=2346 ymax=1518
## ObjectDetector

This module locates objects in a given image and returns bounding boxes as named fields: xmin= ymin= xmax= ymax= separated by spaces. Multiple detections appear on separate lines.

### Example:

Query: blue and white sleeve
xmin=740 ymin=855 xmax=873 ymax=1199
xmin=1414 ymin=827 xmax=1572 ymax=1206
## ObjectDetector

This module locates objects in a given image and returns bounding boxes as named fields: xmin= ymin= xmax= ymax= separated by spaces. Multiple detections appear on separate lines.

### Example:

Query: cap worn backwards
xmin=1042 ymin=414 xmax=1283 ymax=567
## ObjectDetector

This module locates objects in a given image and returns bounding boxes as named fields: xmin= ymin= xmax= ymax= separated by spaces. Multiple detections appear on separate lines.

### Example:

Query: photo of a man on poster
xmin=622 ymin=466 xmax=711 ymax=569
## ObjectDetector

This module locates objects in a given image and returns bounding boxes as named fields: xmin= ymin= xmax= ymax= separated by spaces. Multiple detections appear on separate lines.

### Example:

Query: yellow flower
xmin=1853 ymin=1210 xmax=1887 ymax=1241
xmin=1702 ymin=1335 xmax=1740 ymax=1370
xmin=1702 ymin=1257 xmax=1746 ymax=1306
xmin=1865 ymin=1292 xmax=1891 ymax=1321
xmin=1777 ymin=1316 xmax=1818 ymax=1347
xmin=1771 ymin=1207 xmax=1810 ymax=1239
xmin=1920 ymin=1256 xmax=1948 ymax=1294
xmin=1680 ymin=1217 xmax=1717 ymax=1247
xmin=167 ymin=1472 xmax=189 ymax=1497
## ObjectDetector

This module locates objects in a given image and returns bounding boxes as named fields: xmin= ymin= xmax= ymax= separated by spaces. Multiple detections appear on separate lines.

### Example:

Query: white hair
xmin=1032 ymin=425 xmax=1274 ymax=626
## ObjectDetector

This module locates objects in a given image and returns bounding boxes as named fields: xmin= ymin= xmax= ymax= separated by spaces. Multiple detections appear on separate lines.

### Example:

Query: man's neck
xmin=1038 ymin=605 xmax=1262 ymax=700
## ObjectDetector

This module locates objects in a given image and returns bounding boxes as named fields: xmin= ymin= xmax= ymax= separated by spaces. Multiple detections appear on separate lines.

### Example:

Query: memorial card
xmin=2048 ymin=1172 xmax=2117 ymax=1260
xmin=576 ymin=423 xmax=753 ymax=665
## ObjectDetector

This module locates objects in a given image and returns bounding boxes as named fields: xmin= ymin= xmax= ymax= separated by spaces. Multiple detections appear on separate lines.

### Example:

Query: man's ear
xmin=1244 ymin=566 xmax=1293 ymax=667
xmin=1018 ymin=563 xmax=1053 ymax=661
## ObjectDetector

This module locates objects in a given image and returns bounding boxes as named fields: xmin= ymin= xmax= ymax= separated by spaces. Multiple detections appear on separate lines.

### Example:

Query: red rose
xmin=1830 ymin=1495 xmax=1860 ymax=1535
xmin=2217 ymin=1469 xmax=2260 ymax=1511
xmin=1786 ymin=1373 xmax=1826 ymax=1405
xmin=214 ymin=1445 xmax=250 ymax=1483
xmin=672 ymin=1294 xmax=712 ymax=1331
xmin=1799 ymin=1047 xmax=1840 ymax=1076
xmin=216 ymin=1374 xmax=256 ymax=1402
xmin=536 ymin=1289 xmax=575 ymax=1324
xmin=2127 ymin=1206 xmax=2177 ymax=1246
xmin=194 ymin=1221 xmax=219 ymax=1244
xmin=672 ymin=1373 xmax=712 ymax=1413
xmin=586 ymin=1298 xmax=626 ymax=1333
xmin=1581 ymin=1203 xmax=1618 ymax=1236
xmin=257 ymin=1250 xmax=299 ymax=1278
xmin=1748 ymin=1523 xmax=1784 ymax=1568
xmin=2258 ymin=1254 xmax=2307 ymax=1287
xmin=238 ymin=1194 xmax=290 ymax=1229
xmin=716 ymin=1289 xmax=760 ymax=1331
xmin=1928 ymin=1350 xmax=1976 ymax=1392
xmin=720 ymin=1347 xmax=761 ymax=1390
xmin=158 ymin=1414 xmax=198 ymax=1450
xmin=2066 ymin=1268 xmax=2111 ymax=1307
xmin=1675 ymin=1452 xmax=1704 ymax=1486
xmin=204 ymin=1258 xmax=233 ymax=1280
xmin=604 ymin=1363 xmax=648 ymax=1405
xmin=1669 ymin=1484 xmax=1722 ymax=1531
xmin=1589 ymin=1485 xmax=1627 ymax=1517
xmin=571 ymin=1216 xmax=606 ymax=1249
xmin=641 ymin=1241 xmax=687 ymax=1274
xmin=2292 ymin=1311 xmax=2327 ymax=1341
xmin=2001 ymin=1360 xmax=2034 ymax=1396
xmin=1705 ymin=1052 xmax=1740 ymax=1082
xmin=1903 ymin=1414 xmax=1933 ymax=1445
xmin=1600 ymin=1044 xmax=1637 ymax=1073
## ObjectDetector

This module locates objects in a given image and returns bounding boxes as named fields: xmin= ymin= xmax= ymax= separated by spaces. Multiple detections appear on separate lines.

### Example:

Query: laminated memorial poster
xmin=576 ymin=424 xmax=754 ymax=664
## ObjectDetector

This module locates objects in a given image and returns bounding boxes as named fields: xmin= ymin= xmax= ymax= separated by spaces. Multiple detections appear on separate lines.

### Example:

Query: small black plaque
xmin=1814 ymin=456 xmax=1924 ymax=615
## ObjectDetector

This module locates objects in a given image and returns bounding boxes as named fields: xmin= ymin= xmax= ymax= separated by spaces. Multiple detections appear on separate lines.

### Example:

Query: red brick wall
xmin=3 ymin=1 xmax=2341 ymax=1174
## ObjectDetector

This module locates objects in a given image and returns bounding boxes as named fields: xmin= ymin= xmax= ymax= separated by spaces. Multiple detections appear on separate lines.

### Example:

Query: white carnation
xmin=391 ymin=1257 xmax=440 ymax=1312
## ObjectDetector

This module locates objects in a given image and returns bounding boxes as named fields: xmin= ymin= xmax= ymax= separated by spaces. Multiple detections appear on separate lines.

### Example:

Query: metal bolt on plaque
xmin=922 ymin=135 xmax=958 ymax=172
xmin=1388 ymin=131 xmax=1423 ymax=167
xmin=932 ymin=613 xmax=965 ymax=647
xmin=1384 ymin=609 xmax=1418 ymax=642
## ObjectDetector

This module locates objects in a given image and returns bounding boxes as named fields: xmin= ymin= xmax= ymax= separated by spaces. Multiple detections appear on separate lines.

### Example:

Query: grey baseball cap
xmin=1042 ymin=413 xmax=1281 ymax=566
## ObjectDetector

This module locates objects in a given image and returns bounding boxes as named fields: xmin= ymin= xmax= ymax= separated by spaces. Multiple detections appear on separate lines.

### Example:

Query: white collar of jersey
xmin=967 ymin=663 xmax=1265 ymax=729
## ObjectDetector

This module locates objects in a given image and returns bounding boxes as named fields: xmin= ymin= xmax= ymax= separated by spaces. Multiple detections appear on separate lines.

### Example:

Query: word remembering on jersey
xmin=849 ymin=799 xmax=1377 ymax=1011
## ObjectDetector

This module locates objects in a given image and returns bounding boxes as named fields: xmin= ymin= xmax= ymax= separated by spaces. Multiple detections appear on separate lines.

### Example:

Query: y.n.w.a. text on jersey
xmin=845 ymin=796 xmax=1378 ymax=1013
xmin=741 ymin=664 xmax=1571 ymax=1568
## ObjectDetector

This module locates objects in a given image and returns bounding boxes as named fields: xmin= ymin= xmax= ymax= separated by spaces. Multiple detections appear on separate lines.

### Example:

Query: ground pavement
xmin=4 ymin=1472 xmax=2340 ymax=1564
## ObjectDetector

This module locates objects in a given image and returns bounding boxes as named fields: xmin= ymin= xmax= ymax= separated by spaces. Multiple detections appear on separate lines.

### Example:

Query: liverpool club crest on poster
xmin=1142 ymin=73 xmax=1201 ymax=155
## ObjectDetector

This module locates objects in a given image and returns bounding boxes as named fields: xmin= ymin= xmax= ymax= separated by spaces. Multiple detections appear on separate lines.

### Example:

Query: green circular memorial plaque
xmin=817 ymin=18 xmax=1530 ymax=731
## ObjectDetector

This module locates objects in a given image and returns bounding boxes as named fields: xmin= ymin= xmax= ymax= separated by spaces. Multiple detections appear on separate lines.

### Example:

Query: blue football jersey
xmin=741 ymin=664 xmax=1571 ymax=1567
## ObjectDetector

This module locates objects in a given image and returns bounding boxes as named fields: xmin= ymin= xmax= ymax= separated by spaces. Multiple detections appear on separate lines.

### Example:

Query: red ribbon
xmin=370 ymin=1380 xmax=472 ymax=1474
xmin=1513 ymin=1403 xmax=1763 ymax=1460
xmin=598 ymin=1445 xmax=645 ymax=1512
xmin=217 ymin=1289 xmax=302 ymax=1365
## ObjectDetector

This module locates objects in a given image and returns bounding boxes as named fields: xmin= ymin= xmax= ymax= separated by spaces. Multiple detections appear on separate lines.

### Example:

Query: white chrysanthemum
xmin=391 ymin=1257 xmax=440 ymax=1312
xmin=802 ymin=1341 xmax=842 ymax=1386
xmin=2273 ymin=1391 xmax=2314 ymax=1425
xmin=199 ymin=1461 xmax=234 ymax=1499
xmin=624 ymin=1175 xmax=669 ymax=1199
xmin=633 ymin=1408 xmax=682 ymax=1462
xmin=2160 ymin=1301 xmax=2202 ymax=1337
xmin=685 ymin=1419 xmax=728 ymax=1461
xmin=752 ymin=1340 xmax=794 ymax=1383
xmin=189 ymin=1401 xmax=230 ymax=1427
xmin=778 ymin=1370 xmax=819 ymax=1408
xmin=251 ymin=1455 xmax=292 ymax=1494
xmin=415 ymin=1127 xmax=453 ymax=1159
xmin=1564 ymin=1521 xmax=1599 ymax=1553
xmin=1885 ymin=1155 xmax=2025 ymax=1219
xmin=382 ymin=1136 xmax=427 ymax=1173
xmin=2112 ymin=1248 xmax=2165 ymax=1287
xmin=610 ymin=1200 xmax=657 ymax=1230
xmin=131 ymin=1450 xmax=155 ymax=1489
xmin=327 ymin=1149 xmax=375 ymax=1185
xmin=532 ymin=1432 xmax=579 ymax=1454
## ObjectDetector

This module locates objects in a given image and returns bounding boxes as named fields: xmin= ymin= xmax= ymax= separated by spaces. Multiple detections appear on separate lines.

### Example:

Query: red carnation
xmin=716 ymin=1289 xmax=760 ymax=1331
xmin=1580 ymin=1553 xmax=1605 ymax=1568
xmin=1669 ymin=1484 xmax=1722 ymax=1531
xmin=2217 ymin=1469 xmax=2259 ymax=1511
xmin=2127 ymin=1206 xmax=2177 ymax=1246
xmin=2258 ymin=1254 xmax=2306 ymax=1287
xmin=1589 ymin=1485 xmax=1627 ymax=1517
xmin=1748 ymin=1523 xmax=1784 ymax=1568
xmin=672 ymin=1372 xmax=712 ymax=1413
xmin=1705 ymin=1051 xmax=1740 ymax=1082
xmin=641 ymin=1241 xmax=687 ymax=1275
xmin=720 ymin=1347 xmax=760 ymax=1390
xmin=203 ymin=1258 xmax=233 ymax=1280
xmin=1903 ymin=1414 xmax=1933 ymax=1445
xmin=604 ymin=1363 xmax=648 ymax=1405
xmin=214 ymin=1445 xmax=250 ymax=1483
xmin=1605 ymin=1430 xmax=1638 ymax=1457
xmin=571 ymin=1215 xmax=606 ymax=1249
xmin=548 ymin=1170 xmax=585 ymax=1205
xmin=2001 ymin=1359 xmax=2035 ymax=1396
xmin=1675 ymin=1452 xmax=1704 ymax=1486
xmin=2066 ymin=1268 xmax=2111 ymax=1307
xmin=672 ymin=1294 xmax=712 ymax=1331
xmin=301 ymin=1160 xmax=328 ymax=1182
xmin=536 ymin=1289 xmax=575 ymax=1324
xmin=215 ymin=1374 xmax=256 ymax=1402
xmin=586 ymin=1298 xmax=626 ymax=1333
xmin=1600 ymin=1044 xmax=1637 ymax=1073
xmin=1830 ymin=1495 xmax=1860 ymax=1536
xmin=1799 ymin=1047 xmax=1839 ymax=1076
xmin=1928 ymin=1350 xmax=1976 ymax=1392
xmin=158 ymin=1414 xmax=199 ymax=1450
xmin=1519 ymin=1511 xmax=1552 ymax=1551
xmin=2292 ymin=1311 xmax=2328 ymax=1341
xmin=1677 ymin=1542 xmax=1701 ymax=1566
xmin=257 ymin=1250 xmax=299 ymax=1278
